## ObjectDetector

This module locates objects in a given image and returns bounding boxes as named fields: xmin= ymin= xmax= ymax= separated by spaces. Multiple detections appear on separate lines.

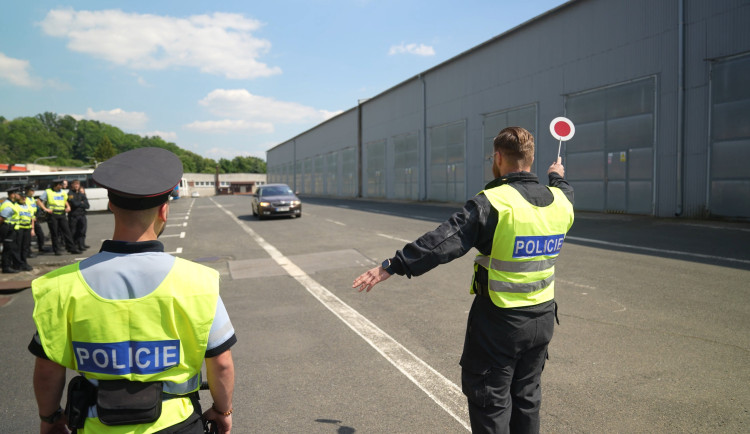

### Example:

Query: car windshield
xmin=260 ymin=186 xmax=293 ymax=197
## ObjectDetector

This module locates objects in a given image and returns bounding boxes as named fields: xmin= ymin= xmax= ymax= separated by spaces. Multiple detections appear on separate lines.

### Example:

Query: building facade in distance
xmin=266 ymin=0 xmax=750 ymax=220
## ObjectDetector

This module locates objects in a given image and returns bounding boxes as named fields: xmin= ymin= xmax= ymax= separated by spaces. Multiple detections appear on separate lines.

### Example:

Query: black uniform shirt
xmin=67 ymin=190 xmax=89 ymax=216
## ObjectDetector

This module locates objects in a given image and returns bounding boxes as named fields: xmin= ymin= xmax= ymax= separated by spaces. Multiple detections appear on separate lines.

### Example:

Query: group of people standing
xmin=1 ymin=178 xmax=89 ymax=273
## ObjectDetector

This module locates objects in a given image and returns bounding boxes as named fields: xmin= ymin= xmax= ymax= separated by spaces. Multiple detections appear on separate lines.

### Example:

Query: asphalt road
xmin=1 ymin=195 xmax=748 ymax=433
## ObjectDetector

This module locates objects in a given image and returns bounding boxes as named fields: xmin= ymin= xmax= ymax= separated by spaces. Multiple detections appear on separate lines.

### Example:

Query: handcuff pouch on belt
xmin=65 ymin=376 xmax=97 ymax=429
xmin=97 ymin=379 xmax=163 ymax=426
xmin=65 ymin=376 xmax=164 ymax=428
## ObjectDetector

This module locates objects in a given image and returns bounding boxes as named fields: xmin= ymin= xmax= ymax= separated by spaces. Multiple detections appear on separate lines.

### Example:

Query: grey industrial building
xmin=266 ymin=0 xmax=750 ymax=220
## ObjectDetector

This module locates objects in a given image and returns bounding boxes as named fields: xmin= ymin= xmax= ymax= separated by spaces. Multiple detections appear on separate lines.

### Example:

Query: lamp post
xmin=33 ymin=156 xmax=57 ymax=164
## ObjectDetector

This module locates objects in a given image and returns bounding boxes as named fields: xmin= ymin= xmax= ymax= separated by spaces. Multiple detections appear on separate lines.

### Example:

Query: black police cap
xmin=93 ymin=147 xmax=183 ymax=210
xmin=6 ymin=186 xmax=20 ymax=194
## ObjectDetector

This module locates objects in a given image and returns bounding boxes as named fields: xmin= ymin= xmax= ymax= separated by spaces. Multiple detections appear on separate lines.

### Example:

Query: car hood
xmin=259 ymin=195 xmax=299 ymax=202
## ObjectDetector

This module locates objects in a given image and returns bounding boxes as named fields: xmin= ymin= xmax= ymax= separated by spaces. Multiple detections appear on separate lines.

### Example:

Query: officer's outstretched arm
xmin=204 ymin=350 xmax=234 ymax=433
xmin=352 ymin=265 xmax=392 ymax=293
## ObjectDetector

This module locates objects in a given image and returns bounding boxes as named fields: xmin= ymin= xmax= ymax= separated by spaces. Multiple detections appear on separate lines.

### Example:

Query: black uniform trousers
xmin=15 ymin=227 xmax=31 ymax=266
xmin=33 ymin=219 xmax=46 ymax=252
xmin=461 ymin=295 xmax=555 ymax=434
xmin=47 ymin=213 xmax=75 ymax=253
xmin=1 ymin=223 xmax=21 ymax=271
xmin=69 ymin=212 xmax=87 ymax=250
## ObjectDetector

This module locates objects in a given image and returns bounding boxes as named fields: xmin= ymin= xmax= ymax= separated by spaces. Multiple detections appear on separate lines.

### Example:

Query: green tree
xmin=93 ymin=136 xmax=117 ymax=163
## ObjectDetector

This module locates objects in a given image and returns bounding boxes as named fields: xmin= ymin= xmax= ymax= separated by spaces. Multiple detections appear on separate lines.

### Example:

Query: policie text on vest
xmin=73 ymin=340 xmax=180 ymax=375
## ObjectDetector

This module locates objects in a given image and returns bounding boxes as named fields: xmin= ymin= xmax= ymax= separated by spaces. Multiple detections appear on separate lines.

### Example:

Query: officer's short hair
xmin=494 ymin=127 xmax=534 ymax=168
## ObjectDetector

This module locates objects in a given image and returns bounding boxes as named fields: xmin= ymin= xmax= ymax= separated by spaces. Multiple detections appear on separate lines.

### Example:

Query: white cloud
xmin=39 ymin=8 xmax=282 ymax=79
xmin=0 ymin=52 xmax=39 ymax=87
xmin=388 ymin=42 xmax=435 ymax=57
xmin=71 ymin=108 xmax=149 ymax=130
xmin=197 ymin=89 xmax=342 ymax=124
xmin=185 ymin=119 xmax=274 ymax=134
xmin=142 ymin=130 xmax=178 ymax=141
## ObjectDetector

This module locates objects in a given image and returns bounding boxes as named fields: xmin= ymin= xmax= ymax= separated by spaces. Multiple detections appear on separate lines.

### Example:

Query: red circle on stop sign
xmin=550 ymin=117 xmax=575 ymax=141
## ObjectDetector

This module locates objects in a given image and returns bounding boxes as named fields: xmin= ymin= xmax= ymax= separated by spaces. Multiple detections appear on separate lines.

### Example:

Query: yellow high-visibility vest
xmin=15 ymin=200 xmax=33 ymax=229
xmin=32 ymin=258 xmax=220 ymax=433
xmin=45 ymin=188 xmax=67 ymax=214
xmin=27 ymin=196 xmax=38 ymax=213
xmin=0 ymin=200 xmax=20 ymax=228
xmin=472 ymin=184 xmax=574 ymax=308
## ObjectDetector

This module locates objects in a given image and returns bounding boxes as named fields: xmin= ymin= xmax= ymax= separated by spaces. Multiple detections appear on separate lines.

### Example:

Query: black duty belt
xmin=474 ymin=281 xmax=491 ymax=298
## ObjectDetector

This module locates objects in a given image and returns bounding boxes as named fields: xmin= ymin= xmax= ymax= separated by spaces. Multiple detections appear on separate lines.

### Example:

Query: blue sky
xmin=0 ymin=0 xmax=567 ymax=160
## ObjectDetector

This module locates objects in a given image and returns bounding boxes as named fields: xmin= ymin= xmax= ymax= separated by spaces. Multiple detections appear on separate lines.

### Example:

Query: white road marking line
xmin=566 ymin=236 xmax=750 ymax=265
xmin=377 ymin=233 xmax=411 ymax=244
xmin=325 ymin=218 xmax=346 ymax=226
xmin=679 ymin=223 xmax=750 ymax=233
xmin=211 ymin=198 xmax=470 ymax=431
xmin=556 ymin=279 xmax=598 ymax=291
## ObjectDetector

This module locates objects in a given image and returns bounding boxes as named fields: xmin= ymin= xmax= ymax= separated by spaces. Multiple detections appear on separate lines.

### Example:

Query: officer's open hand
xmin=548 ymin=157 xmax=565 ymax=177
xmin=352 ymin=266 xmax=391 ymax=292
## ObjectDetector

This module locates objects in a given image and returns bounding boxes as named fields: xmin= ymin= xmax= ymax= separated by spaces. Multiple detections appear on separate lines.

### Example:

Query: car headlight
xmin=259 ymin=201 xmax=270 ymax=207
xmin=291 ymin=200 xmax=300 ymax=206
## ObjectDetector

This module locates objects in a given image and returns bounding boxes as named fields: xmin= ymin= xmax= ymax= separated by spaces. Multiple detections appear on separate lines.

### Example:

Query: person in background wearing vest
xmin=67 ymin=179 xmax=90 ymax=251
xmin=25 ymin=185 xmax=49 ymax=256
xmin=353 ymin=127 xmax=574 ymax=434
xmin=29 ymin=147 xmax=236 ymax=434
xmin=36 ymin=179 xmax=81 ymax=255
xmin=13 ymin=185 xmax=35 ymax=272
xmin=1 ymin=187 xmax=24 ymax=273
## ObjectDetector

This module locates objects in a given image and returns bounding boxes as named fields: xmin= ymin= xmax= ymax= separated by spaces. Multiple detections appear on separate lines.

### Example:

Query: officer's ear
xmin=157 ymin=201 xmax=169 ymax=222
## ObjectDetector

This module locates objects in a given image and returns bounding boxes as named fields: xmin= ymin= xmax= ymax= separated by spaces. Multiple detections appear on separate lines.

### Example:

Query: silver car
xmin=251 ymin=184 xmax=302 ymax=219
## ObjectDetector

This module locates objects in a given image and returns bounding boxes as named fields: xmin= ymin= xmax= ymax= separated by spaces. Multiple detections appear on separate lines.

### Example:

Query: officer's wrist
xmin=39 ymin=406 xmax=63 ymax=424
xmin=212 ymin=403 xmax=233 ymax=416
xmin=381 ymin=258 xmax=395 ymax=275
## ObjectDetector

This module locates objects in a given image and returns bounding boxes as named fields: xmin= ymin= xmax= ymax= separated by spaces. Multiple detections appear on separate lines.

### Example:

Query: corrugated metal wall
xmin=266 ymin=0 xmax=750 ymax=219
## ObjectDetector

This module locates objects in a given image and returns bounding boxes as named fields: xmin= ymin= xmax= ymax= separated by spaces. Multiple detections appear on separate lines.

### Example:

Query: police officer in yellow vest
xmin=353 ymin=127 xmax=574 ymax=434
xmin=30 ymin=147 xmax=236 ymax=434
xmin=13 ymin=185 xmax=35 ymax=271
xmin=25 ymin=184 xmax=47 ymax=257
xmin=1 ymin=187 xmax=24 ymax=273
xmin=36 ymin=179 xmax=80 ymax=255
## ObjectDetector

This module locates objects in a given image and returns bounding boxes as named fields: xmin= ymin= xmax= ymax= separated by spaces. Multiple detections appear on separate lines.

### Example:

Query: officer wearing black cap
xmin=0 ymin=187 xmax=24 ymax=273
xmin=12 ymin=184 xmax=35 ymax=271
xmin=36 ymin=178 xmax=80 ymax=255
xmin=25 ymin=185 xmax=48 ymax=256
xmin=30 ymin=147 xmax=236 ymax=434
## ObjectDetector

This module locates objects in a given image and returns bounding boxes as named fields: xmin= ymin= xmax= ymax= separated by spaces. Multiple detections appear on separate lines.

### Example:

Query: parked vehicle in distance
xmin=251 ymin=183 xmax=301 ymax=219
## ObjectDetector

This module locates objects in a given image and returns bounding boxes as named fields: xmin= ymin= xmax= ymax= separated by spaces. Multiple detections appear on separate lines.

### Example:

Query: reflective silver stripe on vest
xmin=488 ymin=273 xmax=555 ymax=294
xmin=474 ymin=255 xmax=557 ymax=273
xmin=85 ymin=372 xmax=200 ymax=395
xmin=163 ymin=372 xmax=201 ymax=395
